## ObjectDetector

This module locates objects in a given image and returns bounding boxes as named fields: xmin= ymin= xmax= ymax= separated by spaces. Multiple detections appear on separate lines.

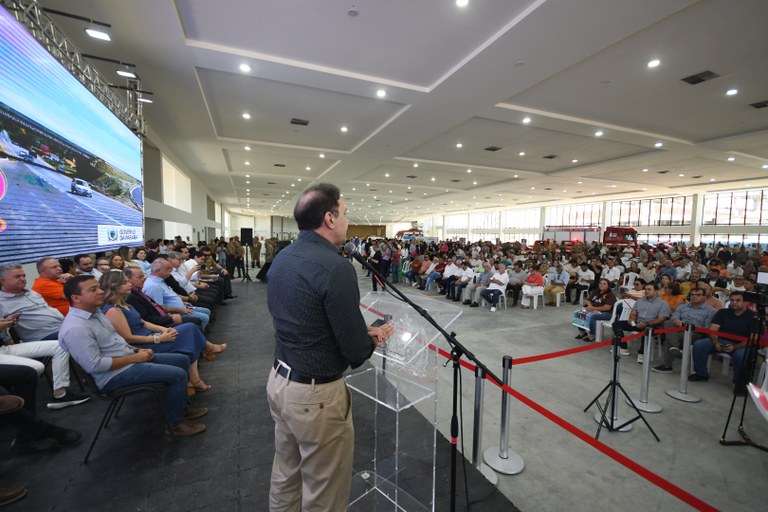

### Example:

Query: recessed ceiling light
xmin=762 ymin=164 xmax=768 ymax=169
xmin=572 ymin=159 xmax=578 ymax=163
xmin=352 ymin=187 xmax=356 ymax=191
xmin=530 ymin=187 xmax=535 ymax=190
xmin=246 ymin=180 xmax=250 ymax=184
xmin=306 ymin=166 xmax=311 ymax=171
xmin=85 ymin=28 xmax=111 ymax=41
xmin=577 ymin=181 xmax=583 ymax=184
xmin=431 ymin=177 xmax=436 ymax=181
xmin=642 ymin=168 xmax=649 ymax=172
xmin=385 ymin=173 xmax=390 ymax=177
xmin=297 ymin=178 xmax=302 ymax=182
xmin=522 ymin=117 xmax=531 ymax=125
xmin=242 ymin=113 xmax=251 ymax=120
xmin=407 ymin=186 xmax=411 ymax=190
xmin=513 ymin=174 xmax=518 ymax=178
xmin=413 ymin=162 xmax=419 ymax=168
xmin=647 ymin=59 xmax=660 ymax=68
xmin=709 ymin=178 xmax=716 ymax=182
xmin=245 ymin=174 xmax=250 ymax=178
xmin=239 ymin=63 xmax=251 ymax=73
xmin=456 ymin=0 xmax=469 ymax=8
xmin=340 ymin=126 xmax=348 ymax=132
xmin=726 ymin=88 xmax=738 ymax=96
xmin=116 ymin=69 xmax=136 ymax=79
xmin=473 ymin=181 xmax=477 ymax=185
xmin=244 ymin=161 xmax=250 ymax=166
xmin=137 ymin=98 xmax=153 ymax=104
xmin=654 ymin=142 xmax=663 ymax=148
xmin=595 ymin=130 xmax=604 ymax=137
xmin=244 ymin=146 xmax=251 ymax=151
xmin=518 ymin=151 xmax=525 ymax=157
xmin=366 ymin=183 xmax=370 ymax=186
xmin=727 ymin=156 xmax=735 ymax=162
xmin=466 ymin=169 xmax=472 ymax=173
xmin=424 ymin=193 xmax=428 ymax=196
xmin=376 ymin=89 xmax=386 ymax=98
xmin=456 ymin=143 xmax=463 ymax=148
xmin=678 ymin=173 xmax=685 ymax=177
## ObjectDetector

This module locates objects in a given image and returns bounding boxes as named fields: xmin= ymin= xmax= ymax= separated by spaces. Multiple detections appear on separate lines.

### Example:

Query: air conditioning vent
xmin=542 ymin=154 xmax=557 ymax=159
xmin=290 ymin=118 xmax=309 ymax=126
xmin=274 ymin=164 xmax=285 ymax=167
xmin=484 ymin=145 xmax=502 ymax=152
xmin=406 ymin=175 xmax=418 ymax=179
xmin=451 ymin=179 xmax=461 ymax=183
xmin=681 ymin=70 xmax=719 ymax=85
xmin=267 ymin=182 xmax=276 ymax=184
xmin=749 ymin=100 xmax=768 ymax=109
xmin=657 ymin=170 xmax=669 ymax=174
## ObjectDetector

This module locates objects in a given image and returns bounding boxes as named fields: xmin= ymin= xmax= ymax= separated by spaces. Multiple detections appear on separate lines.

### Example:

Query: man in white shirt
xmin=601 ymin=258 xmax=622 ymax=288
xmin=572 ymin=263 xmax=595 ymax=305
xmin=447 ymin=261 xmax=475 ymax=301
xmin=480 ymin=264 xmax=509 ymax=312
xmin=438 ymin=257 xmax=460 ymax=295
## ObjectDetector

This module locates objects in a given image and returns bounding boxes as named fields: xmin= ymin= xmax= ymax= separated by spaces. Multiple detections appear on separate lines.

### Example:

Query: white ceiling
xmin=34 ymin=0 xmax=768 ymax=225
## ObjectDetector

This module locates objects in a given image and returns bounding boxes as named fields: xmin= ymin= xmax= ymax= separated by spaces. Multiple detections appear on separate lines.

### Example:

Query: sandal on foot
xmin=190 ymin=380 xmax=212 ymax=392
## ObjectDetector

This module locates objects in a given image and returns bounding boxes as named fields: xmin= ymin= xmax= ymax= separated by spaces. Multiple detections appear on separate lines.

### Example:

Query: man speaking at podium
xmin=266 ymin=183 xmax=393 ymax=511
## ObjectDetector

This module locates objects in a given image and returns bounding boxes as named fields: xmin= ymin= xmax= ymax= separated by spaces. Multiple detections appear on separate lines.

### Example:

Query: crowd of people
xmin=352 ymin=237 xmax=767 ymax=390
xmin=0 ymin=237 xmax=246 ymax=503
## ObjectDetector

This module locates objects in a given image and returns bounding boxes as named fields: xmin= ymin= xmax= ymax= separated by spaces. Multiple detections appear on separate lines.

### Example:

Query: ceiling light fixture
xmin=522 ymin=117 xmax=531 ymax=125
xmin=319 ymin=153 xmax=325 ymax=158
xmin=413 ymin=162 xmax=419 ymax=168
xmin=116 ymin=69 xmax=136 ymax=78
xmin=727 ymin=156 xmax=735 ymax=162
xmin=572 ymin=159 xmax=578 ymax=163
xmin=456 ymin=0 xmax=469 ymax=8
xmin=518 ymin=151 xmax=525 ymax=157
xmin=647 ymin=59 xmax=660 ymax=68
xmin=306 ymin=166 xmax=311 ymax=171
xmin=456 ymin=143 xmax=463 ymax=148
xmin=340 ymin=126 xmax=348 ymax=132
xmin=376 ymin=89 xmax=386 ymax=98
xmin=385 ymin=173 xmax=390 ymax=177
xmin=431 ymin=177 xmax=436 ymax=181
xmin=244 ymin=161 xmax=250 ymax=166
xmin=726 ymin=88 xmax=738 ymax=96
xmin=466 ymin=169 xmax=472 ymax=173
xmin=242 ymin=113 xmax=251 ymax=120
xmin=85 ymin=28 xmax=111 ymax=41
xmin=762 ymin=164 xmax=768 ymax=169
xmin=239 ymin=63 xmax=251 ymax=73
xmin=654 ymin=142 xmax=663 ymax=148
xmin=137 ymin=98 xmax=153 ymax=104
xmin=244 ymin=145 xmax=251 ymax=151
xmin=642 ymin=168 xmax=649 ymax=172
xmin=594 ymin=130 xmax=604 ymax=137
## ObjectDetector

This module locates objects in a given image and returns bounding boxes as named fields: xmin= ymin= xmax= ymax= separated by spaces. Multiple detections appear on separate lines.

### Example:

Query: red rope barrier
xmin=512 ymin=340 xmax=612 ymax=365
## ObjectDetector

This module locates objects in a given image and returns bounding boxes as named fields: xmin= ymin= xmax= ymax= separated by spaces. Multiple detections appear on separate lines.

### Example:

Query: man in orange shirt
xmin=30 ymin=258 xmax=73 ymax=316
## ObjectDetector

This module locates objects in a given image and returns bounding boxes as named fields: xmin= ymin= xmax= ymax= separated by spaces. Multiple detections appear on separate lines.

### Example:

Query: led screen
xmin=0 ymin=7 xmax=143 ymax=265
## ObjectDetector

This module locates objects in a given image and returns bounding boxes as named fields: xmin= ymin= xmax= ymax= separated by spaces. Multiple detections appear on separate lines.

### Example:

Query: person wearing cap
xmin=544 ymin=264 xmax=570 ymax=306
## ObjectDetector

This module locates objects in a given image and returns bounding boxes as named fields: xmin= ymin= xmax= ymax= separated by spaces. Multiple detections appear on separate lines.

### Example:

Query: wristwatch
xmin=153 ymin=334 xmax=160 ymax=344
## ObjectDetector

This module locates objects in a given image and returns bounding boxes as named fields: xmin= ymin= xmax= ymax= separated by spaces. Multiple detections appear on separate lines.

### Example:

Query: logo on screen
xmin=108 ymin=229 xmax=118 ymax=241
xmin=0 ymin=219 xmax=6 ymax=233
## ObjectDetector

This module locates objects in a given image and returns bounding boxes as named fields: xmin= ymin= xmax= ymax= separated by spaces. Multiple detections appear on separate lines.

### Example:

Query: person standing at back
xmin=266 ymin=183 xmax=393 ymax=511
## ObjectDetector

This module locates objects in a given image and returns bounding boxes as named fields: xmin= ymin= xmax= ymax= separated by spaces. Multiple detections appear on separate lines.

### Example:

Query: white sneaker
xmin=636 ymin=354 xmax=644 ymax=364
xmin=490 ymin=307 xmax=497 ymax=312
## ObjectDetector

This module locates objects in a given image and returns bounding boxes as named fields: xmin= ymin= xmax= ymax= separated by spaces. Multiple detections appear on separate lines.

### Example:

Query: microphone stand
xmin=348 ymin=248 xmax=503 ymax=512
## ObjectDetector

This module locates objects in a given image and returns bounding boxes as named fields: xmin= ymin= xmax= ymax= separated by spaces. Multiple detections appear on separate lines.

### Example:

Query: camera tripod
xmin=720 ymin=310 xmax=767 ymax=452
xmin=585 ymin=335 xmax=660 ymax=441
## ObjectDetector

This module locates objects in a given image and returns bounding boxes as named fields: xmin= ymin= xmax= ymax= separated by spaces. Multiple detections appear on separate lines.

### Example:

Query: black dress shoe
xmin=462 ymin=300 xmax=471 ymax=305
xmin=688 ymin=374 xmax=708 ymax=382
xmin=226 ymin=295 xmax=237 ymax=299
xmin=470 ymin=302 xmax=479 ymax=308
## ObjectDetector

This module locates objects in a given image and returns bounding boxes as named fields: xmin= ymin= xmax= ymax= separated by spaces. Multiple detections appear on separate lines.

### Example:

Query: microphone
xmin=344 ymin=242 xmax=367 ymax=266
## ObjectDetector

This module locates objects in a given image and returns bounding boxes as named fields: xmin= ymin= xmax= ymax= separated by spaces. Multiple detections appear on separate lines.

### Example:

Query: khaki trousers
xmin=266 ymin=366 xmax=354 ymax=512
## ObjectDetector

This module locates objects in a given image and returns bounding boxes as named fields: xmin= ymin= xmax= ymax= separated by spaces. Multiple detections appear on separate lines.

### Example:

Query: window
xmin=703 ymin=188 xmax=768 ymax=226
xmin=502 ymin=208 xmax=541 ymax=230
xmin=545 ymin=203 xmax=602 ymax=228
xmin=611 ymin=196 xmax=691 ymax=227
xmin=161 ymin=157 xmax=192 ymax=213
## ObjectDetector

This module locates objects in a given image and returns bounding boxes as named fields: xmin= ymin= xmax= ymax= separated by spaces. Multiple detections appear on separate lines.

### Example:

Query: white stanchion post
xmin=472 ymin=366 xmax=498 ymax=484
xmin=626 ymin=328 xmax=663 ymax=413
xmin=666 ymin=324 xmax=702 ymax=403
xmin=483 ymin=356 xmax=524 ymax=474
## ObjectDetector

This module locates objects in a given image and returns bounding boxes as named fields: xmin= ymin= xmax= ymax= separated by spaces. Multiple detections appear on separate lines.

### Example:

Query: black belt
xmin=273 ymin=360 xmax=342 ymax=385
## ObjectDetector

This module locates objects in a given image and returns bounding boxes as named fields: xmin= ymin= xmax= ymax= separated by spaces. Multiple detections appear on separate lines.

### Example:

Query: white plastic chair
xmin=619 ymin=272 xmax=639 ymax=292
xmin=595 ymin=301 xmax=621 ymax=343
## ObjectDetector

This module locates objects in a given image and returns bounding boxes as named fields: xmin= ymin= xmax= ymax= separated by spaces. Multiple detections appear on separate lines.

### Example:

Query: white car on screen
xmin=71 ymin=177 xmax=93 ymax=197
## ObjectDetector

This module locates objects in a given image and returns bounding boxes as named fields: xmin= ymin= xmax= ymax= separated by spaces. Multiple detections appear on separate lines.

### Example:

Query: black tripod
xmin=240 ymin=245 xmax=253 ymax=283
xmin=720 ymin=309 xmax=767 ymax=452
xmin=584 ymin=336 xmax=660 ymax=441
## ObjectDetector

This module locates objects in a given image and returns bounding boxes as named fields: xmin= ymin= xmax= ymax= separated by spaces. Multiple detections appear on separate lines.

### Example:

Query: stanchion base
xmin=594 ymin=411 xmax=633 ymax=432
xmin=483 ymin=447 xmax=524 ymax=475
xmin=666 ymin=388 xmax=701 ymax=403
xmin=625 ymin=396 xmax=663 ymax=413
xmin=477 ymin=462 xmax=500 ymax=484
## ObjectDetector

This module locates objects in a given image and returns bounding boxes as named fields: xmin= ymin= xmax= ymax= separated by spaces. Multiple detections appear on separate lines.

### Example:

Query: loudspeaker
xmin=240 ymin=228 xmax=253 ymax=246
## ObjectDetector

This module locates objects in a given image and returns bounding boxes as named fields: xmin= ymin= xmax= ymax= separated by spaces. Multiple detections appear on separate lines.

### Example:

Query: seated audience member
xmin=544 ymin=264 xmax=570 ymax=306
xmin=100 ymin=272 xmax=225 ymax=392
xmin=600 ymin=258 xmax=622 ymax=289
xmin=706 ymin=268 xmax=728 ymax=292
xmin=479 ymin=263 xmax=509 ymax=312
xmin=689 ymin=291 xmax=754 ymax=386
xmin=0 ymin=364 xmax=81 ymax=453
xmin=656 ymin=259 xmax=677 ymax=285
xmin=638 ymin=260 xmax=657 ymax=284
xmin=697 ymin=281 xmax=725 ymax=310
xmin=170 ymin=252 xmax=224 ymax=307
xmin=143 ymin=259 xmax=211 ymax=331
xmin=438 ymin=257 xmax=461 ymax=295
xmin=519 ymin=265 xmax=545 ymax=309
xmin=652 ymin=288 xmax=716 ymax=373
xmin=74 ymin=254 xmax=96 ymax=277
xmin=0 ymin=265 xmax=90 ymax=409
xmin=679 ymin=270 xmax=702 ymax=298
xmin=58 ymin=258 xmax=77 ymax=278
xmin=131 ymin=247 xmax=152 ymax=274
xmin=109 ymin=253 xmax=126 ymax=271
xmin=575 ymin=278 xmax=617 ymax=342
xmin=197 ymin=246 xmax=235 ymax=299
xmin=660 ymin=280 xmax=687 ymax=314
xmin=59 ymin=275 xmax=207 ymax=436
xmin=124 ymin=267 xmax=200 ymax=330
xmin=421 ymin=256 xmax=447 ymax=292
xmin=30 ymin=257 xmax=73 ymax=316
xmin=447 ymin=261 xmax=474 ymax=301
xmin=572 ymin=262 xmax=595 ymax=305
xmin=93 ymin=258 xmax=111 ymax=281
xmin=404 ymin=255 xmax=423 ymax=285
xmin=465 ymin=261 xmax=493 ymax=307
xmin=611 ymin=282 xmax=670 ymax=360
xmin=145 ymin=240 xmax=161 ymax=264
xmin=724 ymin=275 xmax=747 ymax=296
xmin=506 ymin=262 xmax=527 ymax=307
xmin=415 ymin=256 xmax=438 ymax=289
